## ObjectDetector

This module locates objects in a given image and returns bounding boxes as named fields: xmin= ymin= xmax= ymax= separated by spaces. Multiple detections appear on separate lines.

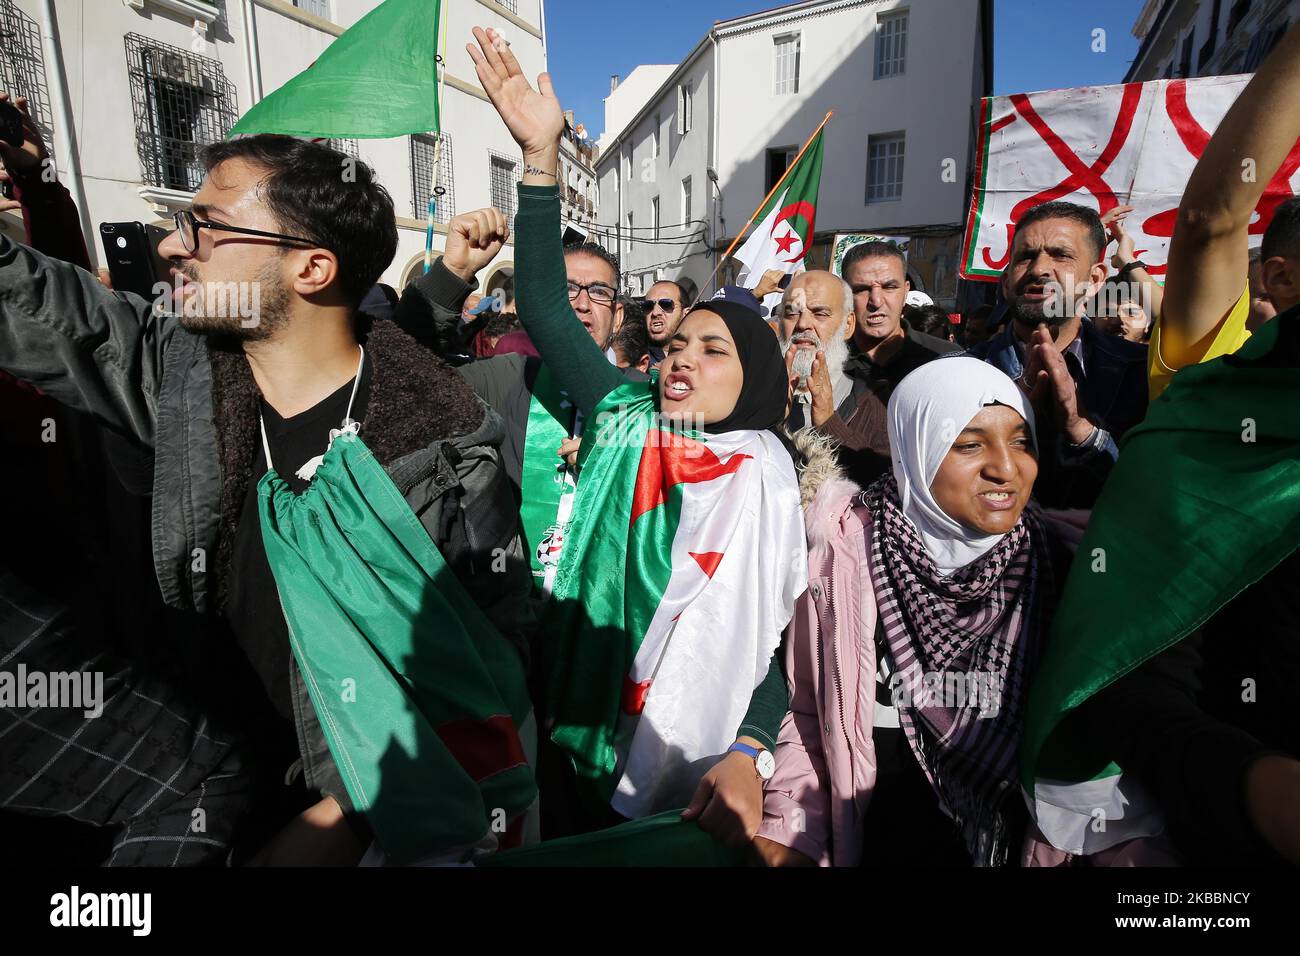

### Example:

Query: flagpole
xmin=424 ymin=0 xmax=450 ymax=274
xmin=696 ymin=110 xmax=833 ymax=301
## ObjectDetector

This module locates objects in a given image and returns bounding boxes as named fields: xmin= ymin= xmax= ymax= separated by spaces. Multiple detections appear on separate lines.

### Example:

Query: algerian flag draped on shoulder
xmin=259 ymin=432 xmax=536 ymax=864
xmin=230 ymin=0 xmax=441 ymax=139
xmin=1021 ymin=307 xmax=1300 ymax=855
xmin=732 ymin=125 xmax=825 ymax=288
xmin=544 ymin=378 xmax=807 ymax=819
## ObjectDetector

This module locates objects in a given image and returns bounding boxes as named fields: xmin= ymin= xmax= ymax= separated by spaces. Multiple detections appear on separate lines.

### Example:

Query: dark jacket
xmin=845 ymin=318 xmax=961 ymax=398
xmin=395 ymin=257 xmax=645 ymax=487
xmin=0 ymin=236 xmax=531 ymax=809
xmin=961 ymin=318 xmax=1147 ymax=508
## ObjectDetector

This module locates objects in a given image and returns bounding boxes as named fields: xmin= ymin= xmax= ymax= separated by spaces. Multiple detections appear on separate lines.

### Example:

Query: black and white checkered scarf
xmin=864 ymin=474 xmax=1052 ymax=866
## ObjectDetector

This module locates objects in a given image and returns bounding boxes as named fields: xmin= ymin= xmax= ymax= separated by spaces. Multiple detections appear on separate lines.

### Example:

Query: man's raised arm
xmin=1161 ymin=21 xmax=1300 ymax=366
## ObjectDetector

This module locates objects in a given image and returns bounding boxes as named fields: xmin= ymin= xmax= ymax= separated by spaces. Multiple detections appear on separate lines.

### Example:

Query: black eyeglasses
xmin=173 ymin=209 xmax=316 ymax=255
xmin=566 ymin=280 xmax=617 ymax=305
xmin=641 ymin=297 xmax=678 ymax=313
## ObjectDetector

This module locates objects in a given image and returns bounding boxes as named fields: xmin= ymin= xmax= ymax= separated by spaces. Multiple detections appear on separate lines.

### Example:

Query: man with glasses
xmin=0 ymin=134 xmax=531 ymax=864
xmin=396 ymin=210 xmax=644 ymax=492
xmin=641 ymin=280 xmax=686 ymax=366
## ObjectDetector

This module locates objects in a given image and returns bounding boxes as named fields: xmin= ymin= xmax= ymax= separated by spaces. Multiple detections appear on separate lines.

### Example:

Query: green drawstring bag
xmin=257 ymin=431 xmax=537 ymax=864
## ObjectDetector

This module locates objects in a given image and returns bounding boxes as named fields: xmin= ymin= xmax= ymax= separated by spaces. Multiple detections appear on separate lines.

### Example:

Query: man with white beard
xmin=779 ymin=271 xmax=891 ymax=485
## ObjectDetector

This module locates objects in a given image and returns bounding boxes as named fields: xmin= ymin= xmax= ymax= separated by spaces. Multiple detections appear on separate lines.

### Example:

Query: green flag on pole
xmin=230 ymin=0 xmax=442 ymax=139
xmin=1021 ymin=307 xmax=1300 ymax=853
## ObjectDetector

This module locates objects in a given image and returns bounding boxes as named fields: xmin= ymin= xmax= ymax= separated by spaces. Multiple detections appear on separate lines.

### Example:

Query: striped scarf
xmin=864 ymin=475 xmax=1052 ymax=866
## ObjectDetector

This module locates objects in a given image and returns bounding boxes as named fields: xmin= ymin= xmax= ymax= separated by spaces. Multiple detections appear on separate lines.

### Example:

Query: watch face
xmin=756 ymin=750 xmax=776 ymax=779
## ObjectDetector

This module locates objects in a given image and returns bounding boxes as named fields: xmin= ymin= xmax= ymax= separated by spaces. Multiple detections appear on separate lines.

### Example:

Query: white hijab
xmin=886 ymin=357 xmax=1036 ymax=576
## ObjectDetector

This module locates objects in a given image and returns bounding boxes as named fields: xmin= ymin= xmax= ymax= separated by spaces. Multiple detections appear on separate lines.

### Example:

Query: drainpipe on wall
xmin=39 ymin=0 xmax=94 ymax=265
xmin=241 ymin=0 xmax=264 ymax=105
xmin=709 ymin=28 xmax=720 ymax=289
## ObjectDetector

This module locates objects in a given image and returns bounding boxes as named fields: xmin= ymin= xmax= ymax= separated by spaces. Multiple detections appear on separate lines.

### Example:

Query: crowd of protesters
xmin=0 ymin=21 xmax=1298 ymax=869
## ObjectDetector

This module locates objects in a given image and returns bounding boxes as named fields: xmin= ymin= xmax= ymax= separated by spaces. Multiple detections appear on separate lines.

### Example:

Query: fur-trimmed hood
xmin=792 ymin=427 xmax=867 ymax=547
xmin=207 ymin=318 xmax=485 ymax=607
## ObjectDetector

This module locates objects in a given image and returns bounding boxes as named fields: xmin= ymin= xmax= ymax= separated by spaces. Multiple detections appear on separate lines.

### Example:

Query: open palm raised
xmin=467 ymin=26 xmax=564 ymax=161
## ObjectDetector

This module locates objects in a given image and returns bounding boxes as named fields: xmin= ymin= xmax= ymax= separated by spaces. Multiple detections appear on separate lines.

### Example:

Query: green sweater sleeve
xmin=736 ymin=641 xmax=789 ymax=751
xmin=514 ymin=183 xmax=624 ymax=417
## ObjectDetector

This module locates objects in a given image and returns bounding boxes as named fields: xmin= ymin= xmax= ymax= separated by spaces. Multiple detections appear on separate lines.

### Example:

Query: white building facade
xmin=594 ymin=0 xmax=993 ymax=309
xmin=0 ymin=0 xmax=548 ymax=291
xmin=1126 ymin=0 xmax=1298 ymax=81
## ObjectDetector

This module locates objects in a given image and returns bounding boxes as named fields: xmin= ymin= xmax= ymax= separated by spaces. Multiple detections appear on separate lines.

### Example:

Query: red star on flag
xmin=774 ymin=230 xmax=799 ymax=255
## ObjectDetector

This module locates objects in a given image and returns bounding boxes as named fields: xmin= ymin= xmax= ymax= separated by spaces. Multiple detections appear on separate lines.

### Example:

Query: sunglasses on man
xmin=640 ymin=297 xmax=679 ymax=313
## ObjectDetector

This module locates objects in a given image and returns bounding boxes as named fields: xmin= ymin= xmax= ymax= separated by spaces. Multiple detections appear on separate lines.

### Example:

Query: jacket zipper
xmin=826 ymin=577 xmax=852 ymax=760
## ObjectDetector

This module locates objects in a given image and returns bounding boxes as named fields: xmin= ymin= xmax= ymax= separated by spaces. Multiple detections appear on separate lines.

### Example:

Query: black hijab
xmin=671 ymin=299 xmax=788 ymax=435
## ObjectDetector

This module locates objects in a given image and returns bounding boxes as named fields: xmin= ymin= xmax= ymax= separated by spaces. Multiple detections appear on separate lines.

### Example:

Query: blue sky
xmin=542 ymin=0 xmax=1144 ymax=137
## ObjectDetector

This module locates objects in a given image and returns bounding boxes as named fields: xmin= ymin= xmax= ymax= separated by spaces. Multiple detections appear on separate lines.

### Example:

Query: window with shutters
xmin=489 ymin=150 xmax=520 ymax=227
xmin=676 ymin=82 xmax=693 ymax=135
xmin=681 ymin=176 xmax=692 ymax=222
xmin=773 ymin=33 xmax=800 ymax=95
xmin=866 ymin=132 xmax=905 ymax=203
xmin=410 ymin=132 xmax=455 ymax=223
xmin=875 ymin=11 xmax=908 ymax=78
xmin=125 ymin=33 xmax=238 ymax=193
xmin=651 ymin=196 xmax=659 ymax=240
xmin=651 ymin=116 xmax=659 ymax=159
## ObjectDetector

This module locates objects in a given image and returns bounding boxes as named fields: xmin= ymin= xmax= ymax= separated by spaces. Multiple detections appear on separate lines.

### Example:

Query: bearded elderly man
xmin=779 ymin=270 xmax=891 ymax=486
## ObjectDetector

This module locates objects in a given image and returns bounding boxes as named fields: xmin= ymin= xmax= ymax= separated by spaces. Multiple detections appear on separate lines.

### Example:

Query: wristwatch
xmin=728 ymin=742 xmax=776 ymax=780
xmin=1116 ymin=260 xmax=1149 ymax=280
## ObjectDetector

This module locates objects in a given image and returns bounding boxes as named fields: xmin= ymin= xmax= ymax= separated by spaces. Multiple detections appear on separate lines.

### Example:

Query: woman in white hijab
xmin=754 ymin=357 xmax=1076 ymax=867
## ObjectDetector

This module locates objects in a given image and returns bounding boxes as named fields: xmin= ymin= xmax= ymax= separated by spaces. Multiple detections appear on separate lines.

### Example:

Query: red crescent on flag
xmin=771 ymin=201 xmax=816 ymax=262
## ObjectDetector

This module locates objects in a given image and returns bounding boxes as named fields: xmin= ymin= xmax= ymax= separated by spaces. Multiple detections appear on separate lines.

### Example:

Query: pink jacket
xmin=758 ymin=475 xmax=878 ymax=866
xmin=757 ymin=473 xmax=1173 ymax=867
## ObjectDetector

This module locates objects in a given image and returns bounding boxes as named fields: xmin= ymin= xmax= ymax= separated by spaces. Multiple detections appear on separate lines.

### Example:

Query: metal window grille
xmin=328 ymin=138 xmax=359 ymax=157
xmin=1199 ymin=0 xmax=1223 ymax=67
xmin=866 ymin=133 xmax=905 ymax=203
xmin=495 ymin=0 xmax=519 ymax=14
xmin=294 ymin=0 xmax=331 ymax=18
xmin=0 ymin=0 xmax=53 ymax=159
xmin=410 ymin=132 xmax=454 ymax=222
xmin=773 ymin=34 xmax=800 ymax=95
xmin=1178 ymin=31 xmax=1195 ymax=76
xmin=125 ymin=33 xmax=238 ymax=193
xmin=489 ymin=149 xmax=520 ymax=227
xmin=875 ymin=12 xmax=908 ymax=79
xmin=1227 ymin=0 xmax=1251 ymax=36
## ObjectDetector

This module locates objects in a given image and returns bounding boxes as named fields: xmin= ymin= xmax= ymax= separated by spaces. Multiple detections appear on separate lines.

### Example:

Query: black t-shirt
xmin=225 ymin=362 xmax=372 ymax=724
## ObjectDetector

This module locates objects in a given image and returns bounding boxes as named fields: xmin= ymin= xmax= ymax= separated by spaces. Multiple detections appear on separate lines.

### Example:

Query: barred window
xmin=0 ymin=0 xmax=52 ymax=159
xmin=410 ymin=132 xmax=455 ymax=222
xmin=489 ymin=149 xmax=520 ymax=227
xmin=866 ymin=132 xmax=905 ymax=203
xmin=874 ymin=12 xmax=908 ymax=79
xmin=327 ymin=139 xmax=358 ymax=157
xmin=495 ymin=0 xmax=519 ymax=14
xmin=125 ymin=33 xmax=238 ymax=193
xmin=773 ymin=34 xmax=800 ymax=95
